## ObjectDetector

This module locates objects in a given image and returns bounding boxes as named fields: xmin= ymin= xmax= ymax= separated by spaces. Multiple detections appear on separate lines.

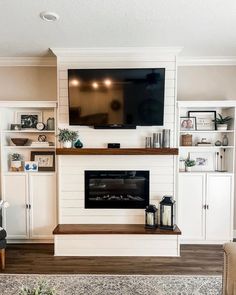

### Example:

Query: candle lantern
xmin=160 ymin=196 xmax=176 ymax=230
xmin=145 ymin=204 xmax=158 ymax=228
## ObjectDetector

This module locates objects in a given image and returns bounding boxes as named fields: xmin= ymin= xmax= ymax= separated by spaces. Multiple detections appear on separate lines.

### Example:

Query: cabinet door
xmin=3 ymin=174 xmax=29 ymax=239
xmin=29 ymin=174 xmax=57 ymax=239
xmin=206 ymin=174 xmax=232 ymax=241
xmin=178 ymin=174 xmax=206 ymax=242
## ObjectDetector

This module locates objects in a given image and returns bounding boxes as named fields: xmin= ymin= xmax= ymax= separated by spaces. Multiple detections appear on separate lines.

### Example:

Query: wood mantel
xmin=56 ymin=148 xmax=178 ymax=156
xmin=53 ymin=224 xmax=181 ymax=235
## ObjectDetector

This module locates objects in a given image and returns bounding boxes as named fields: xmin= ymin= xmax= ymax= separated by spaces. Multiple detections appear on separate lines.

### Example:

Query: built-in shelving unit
xmin=0 ymin=101 xmax=57 ymax=242
xmin=177 ymin=101 xmax=236 ymax=244
xmin=177 ymin=101 xmax=236 ymax=173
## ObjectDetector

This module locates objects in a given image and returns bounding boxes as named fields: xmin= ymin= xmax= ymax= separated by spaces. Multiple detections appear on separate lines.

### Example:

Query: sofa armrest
xmin=223 ymin=243 xmax=236 ymax=295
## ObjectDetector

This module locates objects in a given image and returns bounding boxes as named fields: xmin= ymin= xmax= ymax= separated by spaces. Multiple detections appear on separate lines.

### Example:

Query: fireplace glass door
xmin=85 ymin=170 xmax=149 ymax=209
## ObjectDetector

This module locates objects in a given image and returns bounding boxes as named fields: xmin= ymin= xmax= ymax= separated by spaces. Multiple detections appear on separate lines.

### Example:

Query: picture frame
xmin=24 ymin=161 xmax=38 ymax=172
xmin=188 ymin=111 xmax=216 ymax=131
xmin=180 ymin=117 xmax=196 ymax=131
xmin=10 ymin=124 xmax=21 ymax=131
xmin=31 ymin=151 xmax=55 ymax=172
xmin=15 ymin=111 xmax=43 ymax=129
xmin=189 ymin=152 xmax=215 ymax=172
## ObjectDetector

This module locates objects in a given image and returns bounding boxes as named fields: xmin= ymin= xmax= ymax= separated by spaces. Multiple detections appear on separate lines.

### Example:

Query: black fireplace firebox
xmin=85 ymin=170 xmax=149 ymax=209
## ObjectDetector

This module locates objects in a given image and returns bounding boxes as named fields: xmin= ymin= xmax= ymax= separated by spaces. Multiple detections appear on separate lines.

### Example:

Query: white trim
xmin=51 ymin=47 xmax=183 ymax=61
xmin=178 ymin=56 xmax=236 ymax=66
xmin=0 ymin=57 xmax=56 ymax=67
xmin=234 ymin=230 xmax=236 ymax=239
xmin=177 ymin=100 xmax=236 ymax=108
xmin=0 ymin=101 xmax=57 ymax=108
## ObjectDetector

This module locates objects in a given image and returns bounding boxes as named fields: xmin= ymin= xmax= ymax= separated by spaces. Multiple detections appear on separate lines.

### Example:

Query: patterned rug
xmin=0 ymin=274 xmax=222 ymax=295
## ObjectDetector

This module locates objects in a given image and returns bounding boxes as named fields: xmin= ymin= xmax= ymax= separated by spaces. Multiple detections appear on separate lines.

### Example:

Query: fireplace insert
xmin=85 ymin=170 xmax=149 ymax=209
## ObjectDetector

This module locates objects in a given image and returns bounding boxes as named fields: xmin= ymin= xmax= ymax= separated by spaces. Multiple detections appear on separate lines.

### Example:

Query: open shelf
xmin=2 ymin=130 xmax=55 ymax=133
xmin=179 ymin=146 xmax=234 ymax=149
xmin=179 ymin=130 xmax=234 ymax=134
xmin=4 ymin=146 xmax=55 ymax=149
xmin=56 ymin=148 xmax=179 ymax=156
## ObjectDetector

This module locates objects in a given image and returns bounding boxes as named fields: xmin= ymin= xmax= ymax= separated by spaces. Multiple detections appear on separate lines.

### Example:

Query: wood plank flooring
xmin=1 ymin=244 xmax=224 ymax=275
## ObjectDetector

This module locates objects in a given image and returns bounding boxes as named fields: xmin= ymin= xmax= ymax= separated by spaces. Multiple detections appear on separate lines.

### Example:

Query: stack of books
xmin=30 ymin=141 xmax=50 ymax=147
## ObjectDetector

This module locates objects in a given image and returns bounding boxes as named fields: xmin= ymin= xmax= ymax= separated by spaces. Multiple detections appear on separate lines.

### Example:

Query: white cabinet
xmin=4 ymin=174 xmax=29 ymax=239
xmin=3 ymin=173 xmax=56 ymax=240
xmin=178 ymin=173 xmax=233 ymax=244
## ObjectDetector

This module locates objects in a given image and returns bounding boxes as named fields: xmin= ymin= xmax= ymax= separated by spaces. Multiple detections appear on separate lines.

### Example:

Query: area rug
xmin=0 ymin=274 xmax=222 ymax=295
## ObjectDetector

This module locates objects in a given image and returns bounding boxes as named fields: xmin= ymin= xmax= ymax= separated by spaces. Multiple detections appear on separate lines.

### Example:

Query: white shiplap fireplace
xmin=52 ymin=48 xmax=181 ymax=256
xmin=52 ymin=47 xmax=180 ymax=226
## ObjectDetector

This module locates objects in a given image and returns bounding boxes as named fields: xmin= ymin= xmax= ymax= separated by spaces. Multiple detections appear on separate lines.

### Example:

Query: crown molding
xmin=0 ymin=57 xmax=56 ymax=67
xmin=178 ymin=56 xmax=236 ymax=66
xmin=51 ymin=47 xmax=183 ymax=61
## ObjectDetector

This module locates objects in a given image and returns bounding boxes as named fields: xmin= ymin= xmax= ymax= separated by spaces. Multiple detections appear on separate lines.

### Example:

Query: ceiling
xmin=0 ymin=0 xmax=235 ymax=57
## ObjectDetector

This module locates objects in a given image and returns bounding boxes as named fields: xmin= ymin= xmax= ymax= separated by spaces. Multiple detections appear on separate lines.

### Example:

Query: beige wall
xmin=177 ymin=66 xmax=236 ymax=101
xmin=0 ymin=66 xmax=57 ymax=101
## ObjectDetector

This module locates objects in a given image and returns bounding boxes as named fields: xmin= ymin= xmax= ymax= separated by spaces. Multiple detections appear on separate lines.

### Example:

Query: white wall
xmin=178 ymin=66 xmax=236 ymax=100
xmin=0 ymin=66 xmax=57 ymax=101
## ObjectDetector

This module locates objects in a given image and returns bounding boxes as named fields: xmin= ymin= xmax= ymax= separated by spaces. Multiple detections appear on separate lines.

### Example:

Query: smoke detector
xmin=40 ymin=11 xmax=59 ymax=22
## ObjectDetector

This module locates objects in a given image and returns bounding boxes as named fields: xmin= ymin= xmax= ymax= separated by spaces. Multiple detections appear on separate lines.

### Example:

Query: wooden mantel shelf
xmin=53 ymin=224 xmax=181 ymax=235
xmin=56 ymin=148 xmax=178 ymax=156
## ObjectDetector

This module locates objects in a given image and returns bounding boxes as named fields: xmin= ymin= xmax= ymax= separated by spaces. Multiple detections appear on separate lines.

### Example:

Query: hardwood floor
xmin=1 ymin=244 xmax=223 ymax=275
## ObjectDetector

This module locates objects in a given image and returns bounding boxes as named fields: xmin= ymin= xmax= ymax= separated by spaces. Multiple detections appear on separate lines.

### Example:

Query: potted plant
xmin=57 ymin=128 xmax=78 ymax=148
xmin=213 ymin=114 xmax=232 ymax=131
xmin=19 ymin=281 xmax=56 ymax=295
xmin=185 ymin=159 xmax=196 ymax=172
xmin=11 ymin=153 xmax=22 ymax=171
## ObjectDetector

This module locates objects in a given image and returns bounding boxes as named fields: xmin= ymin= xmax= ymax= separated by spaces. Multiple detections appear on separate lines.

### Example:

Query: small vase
xmin=63 ymin=141 xmax=72 ymax=148
xmin=222 ymin=135 xmax=229 ymax=146
xmin=185 ymin=166 xmax=192 ymax=172
xmin=74 ymin=139 xmax=83 ymax=148
xmin=217 ymin=124 xmax=228 ymax=131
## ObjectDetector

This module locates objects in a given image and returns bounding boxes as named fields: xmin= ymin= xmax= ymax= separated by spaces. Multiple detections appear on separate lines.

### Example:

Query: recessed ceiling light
xmin=40 ymin=11 xmax=59 ymax=22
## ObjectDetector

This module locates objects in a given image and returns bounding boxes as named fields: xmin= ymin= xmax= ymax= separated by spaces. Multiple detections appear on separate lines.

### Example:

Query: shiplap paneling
xmin=56 ymin=50 xmax=177 ymax=225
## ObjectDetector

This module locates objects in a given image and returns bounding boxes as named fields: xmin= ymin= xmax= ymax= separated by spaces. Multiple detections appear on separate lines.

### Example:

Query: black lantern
xmin=145 ymin=204 xmax=158 ymax=228
xmin=160 ymin=196 xmax=176 ymax=230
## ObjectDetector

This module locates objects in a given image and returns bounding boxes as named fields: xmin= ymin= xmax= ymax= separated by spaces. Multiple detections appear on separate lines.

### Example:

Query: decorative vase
xmin=74 ymin=139 xmax=83 ymax=148
xmin=63 ymin=141 xmax=72 ymax=148
xmin=217 ymin=124 xmax=228 ymax=131
xmin=185 ymin=166 xmax=192 ymax=172
xmin=46 ymin=117 xmax=55 ymax=130
xmin=222 ymin=135 xmax=229 ymax=146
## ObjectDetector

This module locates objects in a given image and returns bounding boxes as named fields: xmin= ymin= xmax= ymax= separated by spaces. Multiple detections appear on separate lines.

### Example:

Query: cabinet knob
xmin=203 ymin=205 xmax=206 ymax=209
xmin=29 ymin=204 xmax=31 ymax=209
xmin=206 ymin=205 xmax=209 ymax=210
xmin=26 ymin=204 xmax=28 ymax=209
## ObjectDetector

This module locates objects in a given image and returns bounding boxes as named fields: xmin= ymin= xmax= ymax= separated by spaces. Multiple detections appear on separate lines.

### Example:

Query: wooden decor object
xmin=181 ymin=134 xmax=192 ymax=146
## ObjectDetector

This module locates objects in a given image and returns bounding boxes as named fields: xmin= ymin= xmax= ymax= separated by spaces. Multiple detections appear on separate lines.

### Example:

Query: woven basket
xmin=181 ymin=134 xmax=192 ymax=146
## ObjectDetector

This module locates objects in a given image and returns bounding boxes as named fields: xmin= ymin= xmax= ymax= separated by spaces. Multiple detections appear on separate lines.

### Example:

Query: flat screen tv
xmin=68 ymin=68 xmax=165 ymax=128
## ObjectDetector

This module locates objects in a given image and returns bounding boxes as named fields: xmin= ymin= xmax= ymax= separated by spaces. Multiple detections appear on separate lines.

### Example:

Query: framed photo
xmin=31 ymin=151 xmax=55 ymax=172
xmin=10 ymin=124 xmax=21 ymax=131
xmin=180 ymin=117 xmax=196 ymax=131
xmin=188 ymin=111 xmax=216 ymax=131
xmin=24 ymin=161 xmax=38 ymax=172
xmin=15 ymin=111 xmax=42 ymax=129
xmin=189 ymin=152 xmax=215 ymax=172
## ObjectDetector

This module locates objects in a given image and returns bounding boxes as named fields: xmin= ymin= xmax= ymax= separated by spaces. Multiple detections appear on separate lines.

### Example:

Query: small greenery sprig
xmin=185 ymin=159 xmax=196 ymax=167
xmin=57 ymin=128 xmax=78 ymax=143
xmin=213 ymin=113 xmax=232 ymax=125
xmin=11 ymin=153 xmax=22 ymax=161
xmin=19 ymin=281 xmax=56 ymax=295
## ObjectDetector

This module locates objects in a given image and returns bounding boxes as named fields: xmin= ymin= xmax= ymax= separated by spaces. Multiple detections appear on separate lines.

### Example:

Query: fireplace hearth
xmin=85 ymin=170 xmax=149 ymax=209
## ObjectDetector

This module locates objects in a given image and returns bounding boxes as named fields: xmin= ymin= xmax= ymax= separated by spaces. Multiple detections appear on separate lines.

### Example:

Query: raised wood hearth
xmin=56 ymin=148 xmax=179 ymax=156
xmin=53 ymin=224 xmax=181 ymax=257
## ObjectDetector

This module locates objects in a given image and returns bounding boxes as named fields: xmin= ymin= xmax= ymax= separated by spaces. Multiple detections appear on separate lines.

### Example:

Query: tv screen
xmin=68 ymin=68 xmax=165 ymax=128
